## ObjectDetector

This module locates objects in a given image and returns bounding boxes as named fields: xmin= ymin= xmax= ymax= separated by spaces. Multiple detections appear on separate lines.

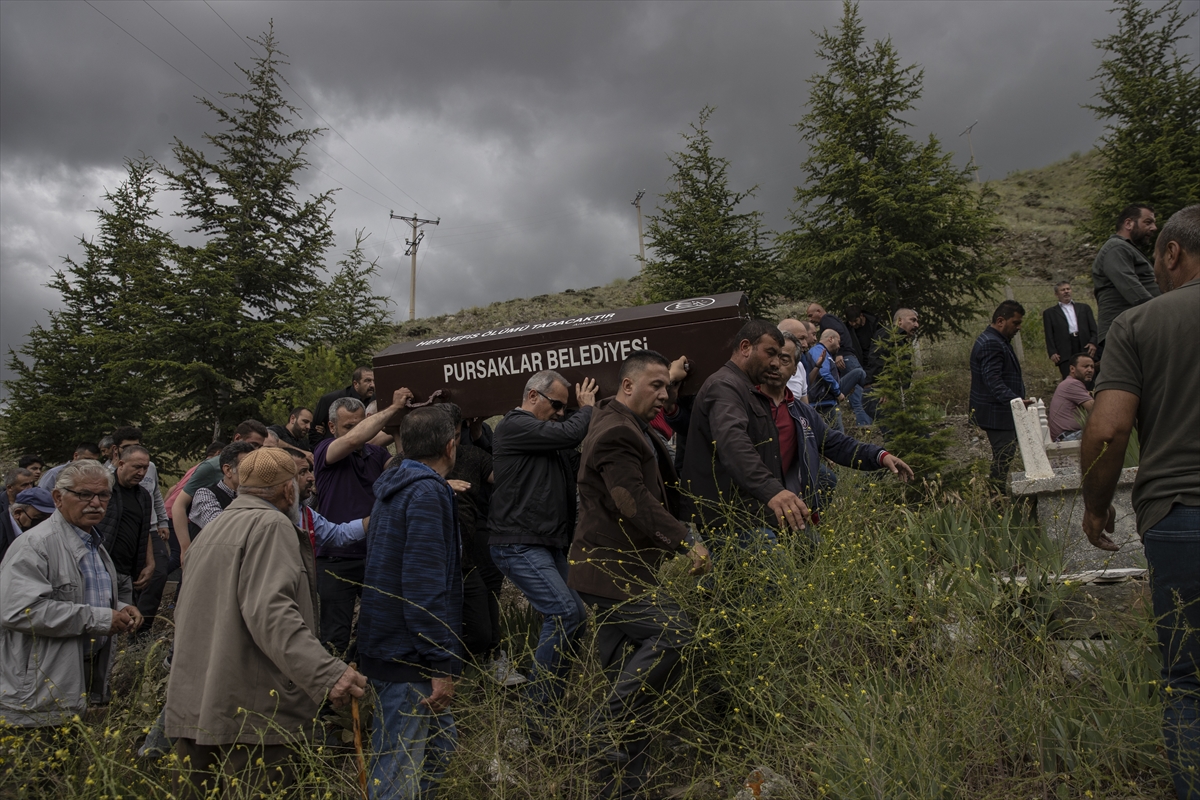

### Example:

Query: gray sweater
xmin=1091 ymin=234 xmax=1161 ymax=342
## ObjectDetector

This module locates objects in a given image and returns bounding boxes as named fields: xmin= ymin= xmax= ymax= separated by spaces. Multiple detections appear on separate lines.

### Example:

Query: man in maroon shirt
xmin=312 ymin=387 xmax=411 ymax=656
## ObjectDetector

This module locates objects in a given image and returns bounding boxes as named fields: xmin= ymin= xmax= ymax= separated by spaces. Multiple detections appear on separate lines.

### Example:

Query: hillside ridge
xmin=387 ymin=150 xmax=1102 ymax=346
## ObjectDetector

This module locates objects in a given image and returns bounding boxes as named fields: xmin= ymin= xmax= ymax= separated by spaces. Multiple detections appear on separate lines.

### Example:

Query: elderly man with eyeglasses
xmin=488 ymin=369 xmax=597 ymax=731
xmin=0 ymin=460 xmax=143 ymax=727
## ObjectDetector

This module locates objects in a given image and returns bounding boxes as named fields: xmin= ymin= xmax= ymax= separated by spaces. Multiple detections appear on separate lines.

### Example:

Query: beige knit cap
xmin=237 ymin=447 xmax=298 ymax=488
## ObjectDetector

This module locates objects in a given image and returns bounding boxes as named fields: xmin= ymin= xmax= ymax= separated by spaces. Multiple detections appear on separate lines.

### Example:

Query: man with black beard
xmin=1092 ymin=203 xmax=1159 ymax=359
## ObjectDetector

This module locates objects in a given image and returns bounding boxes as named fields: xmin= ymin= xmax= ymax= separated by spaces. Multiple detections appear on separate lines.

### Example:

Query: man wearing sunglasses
xmin=488 ymin=369 xmax=598 ymax=725
xmin=1 ymin=460 xmax=142 ymax=727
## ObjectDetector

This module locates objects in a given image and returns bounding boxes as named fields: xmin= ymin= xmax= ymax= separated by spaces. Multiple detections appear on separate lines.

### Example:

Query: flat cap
xmin=237 ymin=447 xmax=298 ymax=488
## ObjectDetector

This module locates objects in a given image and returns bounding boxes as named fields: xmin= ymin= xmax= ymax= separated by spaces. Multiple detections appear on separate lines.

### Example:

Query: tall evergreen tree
xmin=871 ymin=328 xmax=952 ymax=482
xmin=308 ymin=230 xmax=394 ymax=365
xmin=159 ymin=25 xmax=335 ymax=450
xmin=783 ymin=1 xmax=1001 ymax=340
xmin=1083 ymin=0 xmax=1200 ymax=243
xmin=641 ymin=107 xmax=779 ymax=317
xmin=2 ymin=157 xmax=174 ymax=460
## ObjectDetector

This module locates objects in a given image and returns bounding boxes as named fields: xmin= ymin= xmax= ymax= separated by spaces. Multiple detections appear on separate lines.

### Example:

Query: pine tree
xmin=870 ymin=328 xmax=952 ymax=481
xmin=641 ymin=107 xmax=779 ymax=317
xmin=308 ymin=230 xmax=394 ymax=365
xmin=158 ymin=25 xmax=336 ymax=451
xmin=1083 ymin=0 xmax=1200 ymax=243
xmin=2 ymin=157 xmax=174 ymax=459
xmin=783 ymin=1 xmax=1002 ymax=340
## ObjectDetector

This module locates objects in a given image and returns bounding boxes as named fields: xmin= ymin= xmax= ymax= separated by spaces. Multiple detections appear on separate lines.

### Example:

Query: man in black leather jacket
xmin=488 ymin=370 xmax=597 ymax=708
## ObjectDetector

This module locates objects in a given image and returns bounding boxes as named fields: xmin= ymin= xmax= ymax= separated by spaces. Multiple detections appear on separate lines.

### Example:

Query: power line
xmin=436 ymin=208 xmax=588 ymax=232
xmin=203 ymin=0 xmax=258 ymax=57
xmin=202 ymin=0 xmax=434 ymax=217
xmin=142 ymin=0 xmax=248 ymax=91
xmin=83 ymin=0 xmax=231 ymax=112
xmin=136 ymin=0 xmax=411 ymax=211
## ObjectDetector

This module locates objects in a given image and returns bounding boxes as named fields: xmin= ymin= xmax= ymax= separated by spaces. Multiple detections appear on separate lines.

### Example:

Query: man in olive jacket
xmin=680 ymin=319 xmax=811 ymax=545
xmin=569 ymin=350 xmax=710 ymax=795
xmin=165 ymin=447 xmax=366 ymax=798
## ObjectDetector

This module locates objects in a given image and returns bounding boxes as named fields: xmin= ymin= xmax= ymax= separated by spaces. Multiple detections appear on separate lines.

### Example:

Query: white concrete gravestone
xmin=1008 ymin=398 xmax=1143 ymax=572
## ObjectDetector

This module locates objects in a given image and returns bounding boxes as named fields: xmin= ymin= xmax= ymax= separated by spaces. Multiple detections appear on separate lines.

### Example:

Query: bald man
xmin=778 ymin=318 xmax=811 ymax=402
xmin=806 ymin=329 xmax=868 ymax=431
xmin=807 ymin=304 xmax=871 ymax=425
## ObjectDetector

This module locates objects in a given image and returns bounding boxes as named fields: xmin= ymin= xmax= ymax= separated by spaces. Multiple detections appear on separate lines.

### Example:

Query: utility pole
xmin=631 ymin=190 xmax=646 ymax=262
xmin=390 ymin=211 xmax=440 ymax=321
xmin=959 ymin=120 xmax=981 ymax=184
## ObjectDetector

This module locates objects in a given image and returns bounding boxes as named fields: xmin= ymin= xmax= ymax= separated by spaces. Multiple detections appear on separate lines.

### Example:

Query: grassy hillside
xmin=387 ymin=151 xmax=1103 ymax=351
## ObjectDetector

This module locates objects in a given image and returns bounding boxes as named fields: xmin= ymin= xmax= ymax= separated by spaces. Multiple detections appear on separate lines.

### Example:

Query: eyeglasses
xmin=61 ymin=487 xmax=113 ymax=504
xmin=536 ymin=390 xmax=566 ymax=412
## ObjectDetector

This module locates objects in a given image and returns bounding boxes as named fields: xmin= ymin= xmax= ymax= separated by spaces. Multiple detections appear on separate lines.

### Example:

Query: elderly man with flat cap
xmin=165 ymin=447 xmax=367 ymax=799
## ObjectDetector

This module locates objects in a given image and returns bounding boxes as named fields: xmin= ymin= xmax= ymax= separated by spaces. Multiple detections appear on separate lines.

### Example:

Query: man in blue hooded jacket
xmin=359 ymin=407 xmax=463 ymax=799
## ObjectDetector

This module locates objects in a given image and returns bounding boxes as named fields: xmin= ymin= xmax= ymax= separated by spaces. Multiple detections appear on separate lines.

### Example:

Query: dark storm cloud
xmin=6 ymin=0 xmax=1186 ymax=398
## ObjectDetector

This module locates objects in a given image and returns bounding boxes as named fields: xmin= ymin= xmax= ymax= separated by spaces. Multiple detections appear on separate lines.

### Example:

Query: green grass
xmin=0 ymin=476 xmax=1173 ymax=799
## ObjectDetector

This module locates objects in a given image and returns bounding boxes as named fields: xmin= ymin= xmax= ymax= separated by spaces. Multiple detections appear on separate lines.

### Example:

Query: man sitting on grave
xmin=1047 ymin=353 xmax=1095 ymax=442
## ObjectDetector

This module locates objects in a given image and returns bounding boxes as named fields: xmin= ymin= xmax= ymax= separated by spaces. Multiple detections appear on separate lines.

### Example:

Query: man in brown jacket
xmin=164 ymin=447 xmax=366 ymax=799
xmin=569 ymin=349 xmax=710 ymax=796
xmin=680 ymin=319 xmax=811 ymax=546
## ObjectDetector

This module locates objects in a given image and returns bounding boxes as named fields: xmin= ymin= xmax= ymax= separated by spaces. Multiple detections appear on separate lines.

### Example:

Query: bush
xmin=0 ymin=478 xmax=1171 ymax=798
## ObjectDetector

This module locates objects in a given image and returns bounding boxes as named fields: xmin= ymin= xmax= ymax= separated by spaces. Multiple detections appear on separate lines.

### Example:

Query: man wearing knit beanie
xmin=165 ymin=446 xmax=367 ymax=798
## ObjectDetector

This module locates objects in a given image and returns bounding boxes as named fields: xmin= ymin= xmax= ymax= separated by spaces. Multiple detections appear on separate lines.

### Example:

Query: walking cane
xmin=350 ymin=663 xmax=368 ymax=800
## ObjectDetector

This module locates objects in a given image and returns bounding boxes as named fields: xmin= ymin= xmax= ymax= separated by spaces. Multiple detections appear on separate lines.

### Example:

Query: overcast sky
xmin=2 ymin=0 xmax=1182 ymax=393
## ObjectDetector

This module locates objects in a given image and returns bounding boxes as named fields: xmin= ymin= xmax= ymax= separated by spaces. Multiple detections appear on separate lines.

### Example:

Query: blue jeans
xmin=1144 ymin=504 xmax=1200 ymax=799
xmin=489 ymin=544 xmax=587 ymax=704
xmin=370 ymin=679 xmax=457 ymax=800
xmin=839 ymin=354 xmax=873 ymax=426
xmin=815 ymin=403 xmax=845 ymax=433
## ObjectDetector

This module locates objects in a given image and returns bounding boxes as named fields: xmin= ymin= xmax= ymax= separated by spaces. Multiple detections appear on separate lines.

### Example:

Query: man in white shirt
xmin=778 ymin=318 xmax=812 ymax=402
xmin=1042 ymin=281 xmax=1098 ymax=381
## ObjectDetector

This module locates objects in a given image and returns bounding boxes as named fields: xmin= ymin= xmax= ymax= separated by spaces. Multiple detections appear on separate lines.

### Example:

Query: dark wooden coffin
xmin=372 ymin=292 xmax=749 ymax=419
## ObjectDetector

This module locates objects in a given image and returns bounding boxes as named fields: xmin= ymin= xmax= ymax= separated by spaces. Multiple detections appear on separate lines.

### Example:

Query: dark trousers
xmin=171 ymin=739 xmax=295 ymax=800
xmin=982 ymin=427 xmax=1019 ymax=484
xmin=462 ymin=532 xmax=505 ymax=658
xmin=1144 ymin=504 xmax=1200 ymax=799
xmin=458 ymin=563 xmax=496 ymax=657
xmin=316 ymin=556 xmax=364 ymax=658
xmin=1053 ymin=333 xmax=1087 ymax=379
xmin=134 ymin=535 xmax=171 ymax=632
xmin=580 ymin=591 xmax=691 ymax=799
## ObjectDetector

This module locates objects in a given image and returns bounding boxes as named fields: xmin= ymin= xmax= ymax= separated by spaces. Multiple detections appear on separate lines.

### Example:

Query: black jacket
xmin=1042 ymin=302 xmax=1097 ymax=360
xmin=95 ymin=482 xmax=152 ymax=577
xmin=680 ymin=361 xmax=787 ymax=532
xmin=969 ymin=326 xmax=1025 ymax=431
xmin=819 ymin=314 xmax=860 ymax=360
xmin=269 ymin=424 xmax=311 ymax=452
xmin=487 ymin=406 xmax=593 ymax=549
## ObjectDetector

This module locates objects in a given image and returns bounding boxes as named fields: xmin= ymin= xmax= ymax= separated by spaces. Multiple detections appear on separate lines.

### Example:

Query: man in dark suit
xmin=970 ymin=300 xmax=1031 ymax=484
xmin=1042 ymin=281 xmax=1098 ymax=380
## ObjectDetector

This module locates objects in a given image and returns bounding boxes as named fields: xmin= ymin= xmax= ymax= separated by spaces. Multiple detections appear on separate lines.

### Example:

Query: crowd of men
xmin=968 ymin=203 xmax=1167 ymax=480
xmin=2 ymin=205 xmax=1194 ymax=799
xmin=0 ymin=310 xmax=916 ymax=799
xmin=966 ymin=204 xmax=1198 ymax=798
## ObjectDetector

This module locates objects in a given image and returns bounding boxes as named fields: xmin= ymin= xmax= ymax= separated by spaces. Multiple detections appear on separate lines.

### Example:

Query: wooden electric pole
xmin=632 ymin=190 xmax=646 ymax=262
xmin=959 ymin=120 xmax=981 ymax=184
xmin=390 ymin=212 xmax=440 ymax=321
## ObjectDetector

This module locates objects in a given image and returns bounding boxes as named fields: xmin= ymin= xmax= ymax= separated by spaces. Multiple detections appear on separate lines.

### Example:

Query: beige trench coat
xmin=164 ymin=494 xmax=346 ymax=745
